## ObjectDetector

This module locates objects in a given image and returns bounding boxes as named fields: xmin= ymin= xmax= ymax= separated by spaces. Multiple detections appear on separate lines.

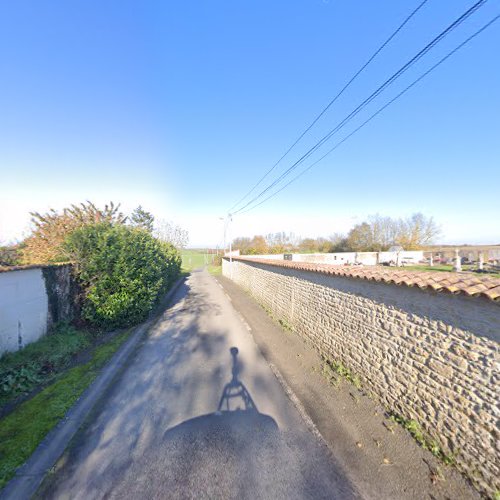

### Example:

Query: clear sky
xmin=1 ymin=0 xmax=499 ymax=247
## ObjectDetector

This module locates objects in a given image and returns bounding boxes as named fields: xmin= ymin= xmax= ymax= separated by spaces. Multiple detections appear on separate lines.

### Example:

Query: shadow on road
xmin=36 ymin=275 xmax=358 ymax=499
xmin=162 ymin=346 xmax=279 ymax=447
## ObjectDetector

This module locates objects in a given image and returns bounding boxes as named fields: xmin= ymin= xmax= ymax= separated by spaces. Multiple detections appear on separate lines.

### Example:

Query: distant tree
xmin=248 ymin=235 xmax=268 ymax=255
xmin=130 ymin=206 xmax=154 ymax=233
xmin=328 ymin=233 xmax=350 ymax=252
xmin=367 ymin=214 xmax=398 ymax=250
xmin=346 ymin=222 xmax=378 ymax=252
xmin=315 ymin=237 xmax=333 ymax=253
xmin=298 ymin=238 xmax=318 ymax=253
xmin=233 ymin=237 xmax=252 ymax=254
xmin=21 ymin=201 xmax=127 ymax=264
xmin=395 ymin=213 xmax=441 ymax=249
xmin=346 ymin=213 xmax=440 ymax=251
xmin=265 ymin=232 xmax=295 ymax=253
xmin=154 ymin=219 xmax=189 ymax=248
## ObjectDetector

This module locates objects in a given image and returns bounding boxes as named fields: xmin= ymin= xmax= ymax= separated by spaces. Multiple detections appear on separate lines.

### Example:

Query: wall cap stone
xmin=0 ymin=263 xmax=72 ymax=274
xmin=224 ymin=257 xmax=500 ymax=302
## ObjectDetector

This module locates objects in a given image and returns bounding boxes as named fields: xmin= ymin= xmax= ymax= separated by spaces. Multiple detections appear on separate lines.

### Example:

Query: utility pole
xmin=219 ymin=217 xmax=227 ymax=255
xmin=219 ymin=214 xmax=233 ymax=279
xmin=228 ymin=214 xmax=233 ymax=280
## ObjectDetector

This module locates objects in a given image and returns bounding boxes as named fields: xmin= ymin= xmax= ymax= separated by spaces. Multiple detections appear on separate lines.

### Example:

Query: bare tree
xmin=395 ymin=213 xmax=441 ymax=249
xmin=154 ymin=219 xmax=189 ymax=248
xmin=347 ymin=213 xmax=440 ymax=251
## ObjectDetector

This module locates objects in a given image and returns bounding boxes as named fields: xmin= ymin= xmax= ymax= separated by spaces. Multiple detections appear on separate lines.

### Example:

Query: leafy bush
xmin=0 ymin=245 xmax=23 ymax=267
xmin=65 ymin=223 xmax=181 ymax=329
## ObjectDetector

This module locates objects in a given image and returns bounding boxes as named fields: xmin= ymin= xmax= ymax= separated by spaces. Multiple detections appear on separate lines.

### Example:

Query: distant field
xmin=181 ymin=250 xmax=222 ymax=274
xmin=181 ymin=251 xmax=206 ymax=271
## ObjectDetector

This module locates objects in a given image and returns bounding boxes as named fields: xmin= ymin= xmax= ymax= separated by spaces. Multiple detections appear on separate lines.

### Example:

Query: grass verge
xmin=207 ymin=265 xmax=222 ymax=275
xmin=0 ymin=324 xmax=94 ymax=409
xmin=0 ymin=328 xmax=132 ymax=489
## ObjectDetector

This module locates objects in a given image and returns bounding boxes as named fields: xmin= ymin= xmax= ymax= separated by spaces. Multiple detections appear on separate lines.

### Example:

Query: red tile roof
xmin=228 ymin=257 xmax=500 ymax=302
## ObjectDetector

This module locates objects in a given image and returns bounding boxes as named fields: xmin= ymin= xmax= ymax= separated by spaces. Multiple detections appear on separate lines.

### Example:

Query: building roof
xmin=228 ymin=257 xmax=500 ymax=302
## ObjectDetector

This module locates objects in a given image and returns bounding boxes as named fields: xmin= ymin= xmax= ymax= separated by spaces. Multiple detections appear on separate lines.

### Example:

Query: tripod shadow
xmin=217 ymin=347 xmax=257 ymax=413
xmin=163 ymin=346 xmax=277 ymax=444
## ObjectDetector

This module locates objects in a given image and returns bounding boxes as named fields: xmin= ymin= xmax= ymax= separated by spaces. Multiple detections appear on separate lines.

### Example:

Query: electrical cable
xmin=237 ymin=12 xmax=499 ymax=215
xmin=228 ymin=0 xmax=430 ymax=212
xmin=231 ymin=0 xmax=488 ymax=215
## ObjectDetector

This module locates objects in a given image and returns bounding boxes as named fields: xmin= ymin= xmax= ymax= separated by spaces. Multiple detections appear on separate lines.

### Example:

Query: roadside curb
xmin=0 ymin=277 xmax=185 ymax=500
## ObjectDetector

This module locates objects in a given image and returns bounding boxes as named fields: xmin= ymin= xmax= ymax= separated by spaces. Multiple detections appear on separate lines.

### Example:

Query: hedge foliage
xmin=65 ymin=223 xmax=181 ymax=329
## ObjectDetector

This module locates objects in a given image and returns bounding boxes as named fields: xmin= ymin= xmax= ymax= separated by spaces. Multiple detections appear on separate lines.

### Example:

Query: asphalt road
xmin=38 ymin=269 xmax=359 ymax=499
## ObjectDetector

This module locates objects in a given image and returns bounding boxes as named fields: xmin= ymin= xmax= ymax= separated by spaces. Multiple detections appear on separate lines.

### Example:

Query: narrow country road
xmin=38 ymin=269 xmax=359 ymax=499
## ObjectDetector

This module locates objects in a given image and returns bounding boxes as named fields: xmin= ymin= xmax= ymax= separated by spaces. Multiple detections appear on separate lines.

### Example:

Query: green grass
xmin=182 ymin=250 xmax=222 ymax=274
xmin=0 ymin=328 xmax=132 ymax=490
xmin=0 ymin=324 xmax=94 ymax=408
xmin=181 ymin=250 xmax=207 ymax=271
xmin=393 ymin=264 xmax=500 ymax=277
xmin=400 ymin=264 xmax=456 ymax=272
xmin=207 ymin=264 xmax=222 ymax=276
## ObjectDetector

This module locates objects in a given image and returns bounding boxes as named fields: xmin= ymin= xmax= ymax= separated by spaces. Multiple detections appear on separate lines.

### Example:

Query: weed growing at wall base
xmin=322 ymin=358 xmax=362 ymax=389
xmin=389 ymin=413 xmax=455 ymax=465
xmin=0 ymin=329 xmax=132 ymax=490
xmin=0 ymin=324 xmax=92 ymax=408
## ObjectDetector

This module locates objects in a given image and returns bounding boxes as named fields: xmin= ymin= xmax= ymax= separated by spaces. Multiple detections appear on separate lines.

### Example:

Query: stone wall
xmin=0 ymin=265 xmax=78 ymax=355
xmin=223 ymin=258 xmax=500 ymax=496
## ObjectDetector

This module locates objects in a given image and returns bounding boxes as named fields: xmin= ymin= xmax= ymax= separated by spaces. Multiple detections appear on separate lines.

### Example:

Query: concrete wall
xmin=223 ymin=258 xmax=500 ymax=496
xmin=243 ymin=250 xmax=424 ymax=266
xmin=0 ymin=265 xmax=78 ymax=355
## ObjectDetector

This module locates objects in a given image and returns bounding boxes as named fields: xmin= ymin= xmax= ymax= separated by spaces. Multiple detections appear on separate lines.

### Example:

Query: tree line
xmin=232 ymin=213 xmax=440 ymax=255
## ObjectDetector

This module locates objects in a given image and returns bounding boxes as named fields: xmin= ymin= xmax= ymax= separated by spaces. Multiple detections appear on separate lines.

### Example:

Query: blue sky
xmin=0 ymin=0 xmax=499 ymax=246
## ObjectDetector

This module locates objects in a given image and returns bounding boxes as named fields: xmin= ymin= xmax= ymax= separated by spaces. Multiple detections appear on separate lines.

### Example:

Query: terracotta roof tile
xmin=228 ymin=257 xmax=500 ymax=302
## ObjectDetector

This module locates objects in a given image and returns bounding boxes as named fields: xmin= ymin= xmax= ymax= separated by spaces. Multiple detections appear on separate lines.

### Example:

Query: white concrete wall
xmin=243 ymin=254 xmax=284 ymax=261
xmin=0 ymin=268 xmax=49 ymax=355
xmin=243 ymin=251 xmax=424 ymax=266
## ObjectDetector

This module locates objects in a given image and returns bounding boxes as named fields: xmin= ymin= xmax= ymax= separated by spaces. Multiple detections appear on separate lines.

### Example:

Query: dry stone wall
xmin=222 ymin=258 xmax=500 ymax=496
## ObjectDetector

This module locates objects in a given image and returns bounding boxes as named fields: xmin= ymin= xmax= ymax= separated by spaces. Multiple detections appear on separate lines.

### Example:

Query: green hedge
xmin=65 ymin=223 xmax=181 ymax=329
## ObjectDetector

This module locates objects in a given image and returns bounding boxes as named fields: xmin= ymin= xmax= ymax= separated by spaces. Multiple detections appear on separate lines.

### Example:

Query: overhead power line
xmin=237 ymin=12 xmax=500 ymax=215
xmin=228 ymin=0 xmax=430 ymax=212
xmin=231 ymin=0 xmax=488 ymax=215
